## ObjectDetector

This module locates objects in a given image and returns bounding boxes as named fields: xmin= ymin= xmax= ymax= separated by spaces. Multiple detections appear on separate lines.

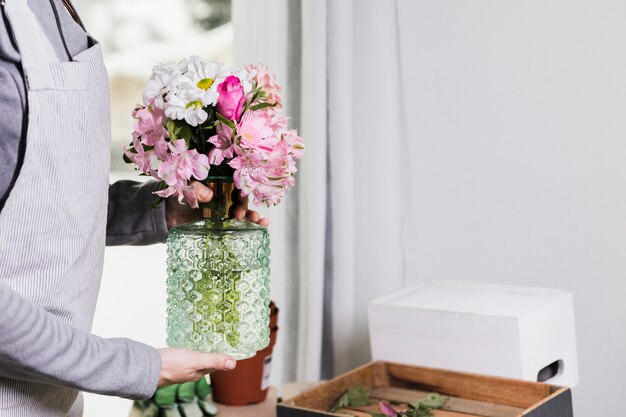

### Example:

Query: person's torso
xmin=0 ymin=0 xmax=88 ymax=211
xmin=0 ymin=1 xmax=110 ymax=415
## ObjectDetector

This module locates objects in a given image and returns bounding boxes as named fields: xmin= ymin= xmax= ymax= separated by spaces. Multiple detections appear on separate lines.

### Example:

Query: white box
xmin=368 ymin=281 xmax=578 ymax=386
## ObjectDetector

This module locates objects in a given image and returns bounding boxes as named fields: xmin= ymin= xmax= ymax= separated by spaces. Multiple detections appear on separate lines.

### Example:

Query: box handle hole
xmin=537 ymin=359 xmax=564 ymax=382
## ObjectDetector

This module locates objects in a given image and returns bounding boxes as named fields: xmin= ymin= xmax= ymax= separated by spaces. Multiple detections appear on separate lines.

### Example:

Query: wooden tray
xmin=277 ymin=362 xmax=572 ymax=417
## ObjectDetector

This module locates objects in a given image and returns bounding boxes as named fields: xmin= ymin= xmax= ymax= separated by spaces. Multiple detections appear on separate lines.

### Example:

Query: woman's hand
xmin=157 ymin=348 xmax=236 ymax=387
xmin=165 ymin=181 xmax=270 ymax=228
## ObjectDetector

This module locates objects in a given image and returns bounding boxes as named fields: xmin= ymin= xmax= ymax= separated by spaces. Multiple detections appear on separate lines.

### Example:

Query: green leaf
xmin=250 ymin=102 xmax=277 ymax=111
xmin=166 ymin=120 xmax=179 ymax=140
xmin=410 ymin=393 xmax=449 ymax=410
xmin=255 ymin=88 xmax=267 ymax=100
xmin=411 ymin=404 xmax=434 ymax=417
xmin=189 ymin=133 xmax=207 ymax=153
xmin=241 ymin=90 xmax=261 ymax=115
xmin=249 ymin=90 xmax=261 ymax=104
xmin=176 ymin=124 xmax=193 ymax=143
xmin=203 ymin=107 xmax=217 ymax=125
xmin=346 ymin=386 xmax=372 ymax=406
xmin=330 ymin=392 xmax=350 ymax=412
xmin=215 ymin=112 xmax=236 ymax=128
xmin=406 ymin=393 xmax=449 ymax=417
xmin=331 ymin=386 xmax=372 ymax=412
xmin=411 ymin=406 xmax=432 ymax=417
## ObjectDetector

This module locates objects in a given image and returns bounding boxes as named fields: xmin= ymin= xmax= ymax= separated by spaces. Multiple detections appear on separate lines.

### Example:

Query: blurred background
xmin=73 ymin=0 xmax=233 ymax=168
xmin=73 ymin=1 xmax=626 ymax=416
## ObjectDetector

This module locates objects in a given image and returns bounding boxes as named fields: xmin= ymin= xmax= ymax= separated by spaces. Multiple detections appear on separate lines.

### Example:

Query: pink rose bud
xmin=216 ymin=75 xmax=245 ymax=121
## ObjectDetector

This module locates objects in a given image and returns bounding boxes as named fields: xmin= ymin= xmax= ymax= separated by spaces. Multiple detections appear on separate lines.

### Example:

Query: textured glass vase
xmin=166 ymin=180 xmax=271 ymax=359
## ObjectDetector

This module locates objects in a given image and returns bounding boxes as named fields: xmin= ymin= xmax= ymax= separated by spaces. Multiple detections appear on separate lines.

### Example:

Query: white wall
xmin=398 ymin=1 xmax=626 ymax=415
xmin=84 ymin=244 xmax=167 ymax=417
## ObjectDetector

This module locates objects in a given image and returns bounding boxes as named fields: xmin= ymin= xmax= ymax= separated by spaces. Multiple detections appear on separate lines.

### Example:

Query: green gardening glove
xmin=136 ymin=378 xmax=217 ymax=417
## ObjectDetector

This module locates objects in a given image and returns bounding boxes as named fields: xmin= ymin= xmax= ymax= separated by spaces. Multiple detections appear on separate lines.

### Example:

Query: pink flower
xmin=153 ymin=140 xmax=210 ymax=208
xmin=229 ymin=153 xmax=267 ymax=197
xmin=153 ymin=136 xmax=170 ymax=161
xmin=254 ymin=142 xmax=296 ymax=206
xmin=264 ymin=141 xmax=292 ymax=177
xmin=123 ymin=135 xmax=160 ymax=176
xmin=251 ymin=182 xmax=284 ymax=207
xmin=236 ymin=111 xmax=276 ymax=156
xmin=154 ymin=183 xmax=198 ymax=208
xmin=157 ymin=139 xmax=210 ymax=188
xmin=246 ymin=63 xmax=283 ymax=112
xmin=132 ymin=105 xmax=170 ymax=159
xmin=216 ymin=75 xmax=245 ymax=121
xmin=282 ymin=129 xmax=305 ymax=160
xmin=208 ymin=122 xmax=236 ymax=165
xmin=258 ymin=111 xmax=289 ymax=132
xmin=132 ymin=106 xmax=165 ymax=144
xmin=250 ymin=173 xmax=295 ymax=207
xmin=378 ymin=402 xmax=397 ymax=417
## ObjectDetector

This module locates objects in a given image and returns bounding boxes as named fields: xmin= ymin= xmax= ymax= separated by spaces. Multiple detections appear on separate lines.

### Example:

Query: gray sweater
xmin=0 ymin=0 xmax=167 ymax=401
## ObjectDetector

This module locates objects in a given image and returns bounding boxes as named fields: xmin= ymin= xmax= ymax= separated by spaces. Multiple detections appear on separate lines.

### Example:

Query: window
xmin=73 ymin=0 xmax=233 ymax=173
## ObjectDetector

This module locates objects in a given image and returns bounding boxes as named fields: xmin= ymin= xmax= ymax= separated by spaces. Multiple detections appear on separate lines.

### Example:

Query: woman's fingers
xmin=191 ymin=182 xmax=213 ymax=203
xmin=157 ymin=348 xmax=237 ymax=388
xmin=234 ymin=205 xmax=246 ymax=220
xmin=195 ymin=198 xmax=269 ymax=226
xmin=198 ymin=353 xmax=237 ymax=373
xmin=245 ymin=210 xmax=260 ymax=223
xmin=237 ymin=208 xmax=270 ymax=227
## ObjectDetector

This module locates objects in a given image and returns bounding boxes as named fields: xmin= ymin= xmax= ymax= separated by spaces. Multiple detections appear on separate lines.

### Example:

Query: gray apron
xmin=0 ymin=0 xmax=110 ymax=415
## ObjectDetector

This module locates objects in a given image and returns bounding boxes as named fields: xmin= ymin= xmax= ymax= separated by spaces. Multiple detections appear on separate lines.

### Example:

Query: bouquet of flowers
xmin=123 ymin=56 xmax=304 ymax=208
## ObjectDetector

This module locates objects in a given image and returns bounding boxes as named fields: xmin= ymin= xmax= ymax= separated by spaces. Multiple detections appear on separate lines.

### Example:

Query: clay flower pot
xmin=210 ymin=302 xmax=279 ymax=405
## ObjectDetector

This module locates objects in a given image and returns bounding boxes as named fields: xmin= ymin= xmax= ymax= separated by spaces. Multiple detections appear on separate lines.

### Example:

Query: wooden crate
xmin=277 ymin=361 xmax=572 ymax=417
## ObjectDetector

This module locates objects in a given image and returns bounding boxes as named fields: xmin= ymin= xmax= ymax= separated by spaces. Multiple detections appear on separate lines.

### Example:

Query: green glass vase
xmin=166 ymin=179 xmax=271 ymax=359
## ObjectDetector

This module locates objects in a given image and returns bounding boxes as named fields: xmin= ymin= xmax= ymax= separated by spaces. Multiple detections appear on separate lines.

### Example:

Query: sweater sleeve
xmin=107 ymin=180 xmax=169 ymax=246
xmin=0 ymin=282 xmax=161 ymax=400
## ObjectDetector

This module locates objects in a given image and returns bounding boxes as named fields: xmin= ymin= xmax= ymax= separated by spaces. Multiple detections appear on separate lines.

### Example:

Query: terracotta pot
xmin=269 ymin=302 xmax=279 ymax=330
xmin=210 ymin=302 xmax=279 ymax=405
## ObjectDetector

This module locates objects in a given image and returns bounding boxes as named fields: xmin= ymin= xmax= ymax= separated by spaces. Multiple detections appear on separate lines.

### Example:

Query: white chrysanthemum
xmin=164 ymin=88 xmax=208 ymax=127
xmin=143 ymin=62 xmax=183 ymax=109
xmin=176 ymin=56 xmax=191 ymax=72
xmin=179 ymin=56 xmax=232 ymax=106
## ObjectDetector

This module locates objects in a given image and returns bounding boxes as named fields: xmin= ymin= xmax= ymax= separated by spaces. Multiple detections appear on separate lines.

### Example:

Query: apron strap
xmin=3 ymin=0 xmax=61 ymax=66
xmin=59 ymin=0 xmax=86 ymax=32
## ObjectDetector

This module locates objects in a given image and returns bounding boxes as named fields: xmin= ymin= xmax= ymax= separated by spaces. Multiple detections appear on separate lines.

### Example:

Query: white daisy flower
xmin=143 ymin=62 xmax=183 ymax=109
xmin=164 ymin=88 xmax=208 ymax=127
xmin=176 ymin=56 xmax=191 ymax=72
xmin=180 ymin=56 xmax=232 ymax=106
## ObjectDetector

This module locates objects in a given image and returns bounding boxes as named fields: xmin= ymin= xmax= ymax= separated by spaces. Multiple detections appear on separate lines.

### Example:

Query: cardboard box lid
xmin=370 ymin=281 xmax=570 ymax=317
